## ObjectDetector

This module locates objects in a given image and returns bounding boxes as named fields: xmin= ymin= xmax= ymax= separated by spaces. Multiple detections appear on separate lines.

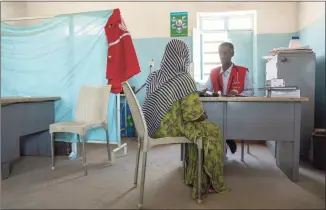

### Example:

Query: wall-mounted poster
xmin=170 ymin=12 xmax=188 ymax=37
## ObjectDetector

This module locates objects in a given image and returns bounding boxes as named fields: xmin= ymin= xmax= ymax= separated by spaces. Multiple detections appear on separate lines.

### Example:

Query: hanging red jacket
xmin=104 ymin=8 xmax=141 ymax=94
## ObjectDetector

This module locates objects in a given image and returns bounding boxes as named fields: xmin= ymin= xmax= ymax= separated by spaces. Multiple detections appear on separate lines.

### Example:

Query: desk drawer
xmin=226 ymin=102 xmax=295 ymax=141
xmin=17 ymin=101 xmax=55 ymax=135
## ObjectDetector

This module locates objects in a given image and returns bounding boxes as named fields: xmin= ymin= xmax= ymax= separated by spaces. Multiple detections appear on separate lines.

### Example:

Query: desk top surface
xmin=200 ymin=96 xmax=309 ymax=102
xmin=1 ymin=96 xmax=61 ymax=105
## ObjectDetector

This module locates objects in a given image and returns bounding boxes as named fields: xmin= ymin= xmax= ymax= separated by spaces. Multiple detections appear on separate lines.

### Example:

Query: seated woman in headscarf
xmin=142 ymin=39 xmax=226 ymax=199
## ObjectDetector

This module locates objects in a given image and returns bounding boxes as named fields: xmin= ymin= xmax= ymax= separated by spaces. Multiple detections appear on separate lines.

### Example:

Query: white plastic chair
xmin=49 ymin=85 xmax=112 ymax=176
xmin=122 ymin=82 xmax=204 ymax=209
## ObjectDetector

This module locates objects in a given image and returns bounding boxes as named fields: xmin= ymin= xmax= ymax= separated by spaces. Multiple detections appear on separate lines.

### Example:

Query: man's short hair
xmin=219 ymin=42 xmax=234 ymax=52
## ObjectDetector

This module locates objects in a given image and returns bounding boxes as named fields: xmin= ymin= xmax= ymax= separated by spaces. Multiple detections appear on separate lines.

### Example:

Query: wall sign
xmin=170 ymin=12 xmax=188 ymax=37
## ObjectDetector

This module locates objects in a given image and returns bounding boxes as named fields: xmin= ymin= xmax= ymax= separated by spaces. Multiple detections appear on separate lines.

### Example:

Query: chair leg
xmin=134 ymin=138 xmax=141 ymax=188
xmin=51 ymin=133 xmax=55 ymax=170
xmin=241 ymin=140 xmax=245 ymax=162
xmin=197 ymin=143 xmax=203 ymax=204
xmin=104 ymin=128 xmax=112 ymax=165
xmin=81 ymin=135 xmax=87 ymax=176
xmin=223 ymin=139 xmax=227 ymax=160
xmin=77 ymin=135 xmax=81 ymax=158
xmin=182 ymin=143 xmax=186 ymax=182
xmin=138 ymin=151 xmax=147 ymax=209
xmin=247 ymin=143 xmax=250 ymax=154
xmin=181 ymin=144 xmax=184 ymax=161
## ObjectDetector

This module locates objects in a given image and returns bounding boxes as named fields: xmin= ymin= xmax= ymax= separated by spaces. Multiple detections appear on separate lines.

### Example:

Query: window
xmin=228 ymin=16 xmax=252 ymax=30
xmin=202 ymin=64 xmax=218 ymax=81
xmin=197 ymin=11 xmax=254 ymax=81
xmin=203 ymin=53 xmax=220 ymax=63
xmin=202 ymin=32 xmax=227 ymax=42
xmin=203 ymin=42 xmax=222 ymax=53
xmin=201 ymin=19 xmax=225 ymax=31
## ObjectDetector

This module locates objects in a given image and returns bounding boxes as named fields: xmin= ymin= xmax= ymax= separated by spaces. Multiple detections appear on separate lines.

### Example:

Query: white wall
xmin=1 ymin=1 xmax=27 ymax=26
xmin=298 ymin=2 xmax=325 ymax=30
xmin=1 ymin=1 xmax=26 ymax=19
xmin=22 ymin=2 xmax=297 ymax=38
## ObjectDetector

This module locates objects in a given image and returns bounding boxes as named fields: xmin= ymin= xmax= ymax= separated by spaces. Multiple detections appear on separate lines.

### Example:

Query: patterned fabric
xmin=142 ymin=39 xmax=197 ymax=136
xmin=154 ymin=92 xmax=227 ymax=199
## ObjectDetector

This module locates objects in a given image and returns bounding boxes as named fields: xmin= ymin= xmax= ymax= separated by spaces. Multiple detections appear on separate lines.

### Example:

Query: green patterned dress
xmin=154 ymin=92 xmax=226 ymax=198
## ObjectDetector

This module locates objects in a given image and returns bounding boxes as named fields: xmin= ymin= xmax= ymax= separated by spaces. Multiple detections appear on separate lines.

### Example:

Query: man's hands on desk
xmin=228 ymin=89 xmax=239 ymax=97
xmin=199 ymin=89 xmax=221 ymax=97
xmin=199 ymin=88 xmax=239 ymax=97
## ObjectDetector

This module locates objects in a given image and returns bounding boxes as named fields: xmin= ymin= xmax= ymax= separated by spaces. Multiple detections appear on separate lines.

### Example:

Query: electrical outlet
xmin=149 ymin=59 xmax=155 ymax=68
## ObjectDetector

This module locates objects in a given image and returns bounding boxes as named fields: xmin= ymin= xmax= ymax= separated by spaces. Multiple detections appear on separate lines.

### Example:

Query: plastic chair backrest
xmin=122 ymin=82 xmax=148 ymax=142
xmin=75 ymin=85 xmax=112 ymax=126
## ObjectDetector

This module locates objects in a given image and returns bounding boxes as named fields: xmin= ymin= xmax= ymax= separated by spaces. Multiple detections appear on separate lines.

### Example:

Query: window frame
xmin=197 ymin=12 xmax=254 ymax=81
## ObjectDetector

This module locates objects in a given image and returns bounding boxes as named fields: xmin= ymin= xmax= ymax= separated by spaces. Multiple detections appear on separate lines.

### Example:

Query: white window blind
xmin=198 ymin=12 xmax=254 ymax=81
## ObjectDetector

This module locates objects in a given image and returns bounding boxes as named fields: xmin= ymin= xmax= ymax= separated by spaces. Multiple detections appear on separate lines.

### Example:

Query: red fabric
xmin=104 ymin=8 xmax=141 ymax=94
xmin=209 ymin=65 xmax=247 ymax=95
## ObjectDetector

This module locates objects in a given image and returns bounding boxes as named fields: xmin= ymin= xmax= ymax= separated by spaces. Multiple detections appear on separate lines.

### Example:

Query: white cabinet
xmin=265 ymin=53 xmax=316 ymax=158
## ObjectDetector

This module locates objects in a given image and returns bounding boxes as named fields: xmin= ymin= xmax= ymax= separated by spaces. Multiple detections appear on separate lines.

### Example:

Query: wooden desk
xmin=1 ymin=96 xmax=61 ymax=179
xmin=200 ymin=97 xmax=308 ymax=182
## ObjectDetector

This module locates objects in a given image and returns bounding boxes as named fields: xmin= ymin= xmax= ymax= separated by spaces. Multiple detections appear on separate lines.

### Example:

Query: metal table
xmin=1 ymin=96 xmax=60 ymax=179
xmin=183 ymin=96 xmax=308 ymax=182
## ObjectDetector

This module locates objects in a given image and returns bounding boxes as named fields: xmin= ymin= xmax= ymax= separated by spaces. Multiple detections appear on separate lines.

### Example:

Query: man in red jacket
xmin=204 ymin=42 xmax=254 ymax=154
xmin=205 ymin=42 xmax=254 ymax=97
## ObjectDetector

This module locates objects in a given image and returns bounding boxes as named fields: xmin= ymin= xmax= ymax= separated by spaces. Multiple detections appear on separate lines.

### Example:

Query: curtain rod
xmin=1 ymin=9 xmax=115 ymax=22
xmin=1 ymin=16 xmax=54 ymax=22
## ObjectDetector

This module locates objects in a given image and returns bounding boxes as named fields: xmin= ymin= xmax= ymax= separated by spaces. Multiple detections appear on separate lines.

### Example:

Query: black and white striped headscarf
xmin=142 ymin=39 xmax=197 ymax=137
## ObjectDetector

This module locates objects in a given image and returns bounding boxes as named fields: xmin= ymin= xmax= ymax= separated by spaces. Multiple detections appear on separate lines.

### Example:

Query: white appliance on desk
xmin=265 ymin=79 xmax=301 ymax=98
xmin=268 ymin=89 xmax=301 ymax=98
xmin=266 ymin=78 xmax=285 ymax=87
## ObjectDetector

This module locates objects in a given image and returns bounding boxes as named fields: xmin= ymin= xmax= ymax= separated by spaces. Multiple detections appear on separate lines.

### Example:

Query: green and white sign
xmin=170 ymin=12 xmax=188 ymax=37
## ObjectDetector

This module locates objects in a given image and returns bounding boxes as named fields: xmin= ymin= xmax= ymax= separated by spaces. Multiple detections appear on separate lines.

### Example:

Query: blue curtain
xmin=1 ymin=10 xmax=120 ymax=143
